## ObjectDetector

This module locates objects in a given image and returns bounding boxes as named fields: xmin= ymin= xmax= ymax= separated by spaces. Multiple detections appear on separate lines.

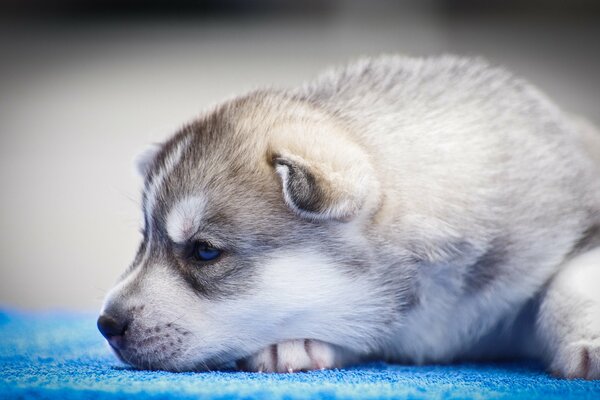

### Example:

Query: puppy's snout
xmin=97 ymin=313 xmax=128 ymax=349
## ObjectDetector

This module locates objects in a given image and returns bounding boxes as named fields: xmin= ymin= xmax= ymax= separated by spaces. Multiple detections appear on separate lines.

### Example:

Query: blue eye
xmin=193 ymin=242 xmax=221 ymax=262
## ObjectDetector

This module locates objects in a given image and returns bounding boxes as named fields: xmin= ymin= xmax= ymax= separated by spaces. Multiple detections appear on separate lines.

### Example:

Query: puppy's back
xmin=296 ymin=55 xmax=600 ymax=286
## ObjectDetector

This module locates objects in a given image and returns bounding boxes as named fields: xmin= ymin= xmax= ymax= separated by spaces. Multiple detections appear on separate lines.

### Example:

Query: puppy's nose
xmin=97 ymin=314 xmax=128 ymax=348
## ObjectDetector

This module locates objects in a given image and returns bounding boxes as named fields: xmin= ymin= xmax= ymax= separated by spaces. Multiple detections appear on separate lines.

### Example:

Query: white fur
xmin=248 ymin=251 xmax=387 ymax=348
xmin=536 ymin=247 xmax=600 ymax=379
xmin=166 ymin=196 xmax=207 ymax=243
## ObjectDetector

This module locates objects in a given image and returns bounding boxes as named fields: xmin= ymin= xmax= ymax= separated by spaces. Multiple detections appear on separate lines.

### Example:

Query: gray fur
xmin=568 ymin=223 xmax=600 ymax=258
xmin=463 ymin=238 xmax=510 ymax=293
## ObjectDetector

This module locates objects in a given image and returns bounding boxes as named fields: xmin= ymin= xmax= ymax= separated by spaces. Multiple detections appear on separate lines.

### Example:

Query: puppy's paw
xmin=239 ymin=339 xmax=338 ymax=373
xmin=550 ymin=339 xmax=600 ymax=380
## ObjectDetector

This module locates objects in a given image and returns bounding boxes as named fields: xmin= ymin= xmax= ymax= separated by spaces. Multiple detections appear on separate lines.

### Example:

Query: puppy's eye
xmin=192 ymin=241 xmax=221 ymax=262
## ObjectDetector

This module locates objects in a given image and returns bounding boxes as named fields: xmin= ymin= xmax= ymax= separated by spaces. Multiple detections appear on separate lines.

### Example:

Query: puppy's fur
xmin=101 ymin=55 xmax=600 ymax=378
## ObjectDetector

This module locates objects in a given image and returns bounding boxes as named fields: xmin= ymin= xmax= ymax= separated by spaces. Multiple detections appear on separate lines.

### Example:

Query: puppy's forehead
xmin=142 ymin=98 xmax=284 ymax=242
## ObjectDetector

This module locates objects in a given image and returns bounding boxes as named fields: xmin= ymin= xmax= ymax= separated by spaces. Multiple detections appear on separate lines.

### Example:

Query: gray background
xmin=1 ymin=0 xmax=599 ymax=310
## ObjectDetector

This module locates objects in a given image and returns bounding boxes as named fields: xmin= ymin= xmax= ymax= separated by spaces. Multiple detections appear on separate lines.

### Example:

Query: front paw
xmin=238 ymin=339 xmax=338 ymax=373
xmin=550 ymin=339 xmax=600 ymax=380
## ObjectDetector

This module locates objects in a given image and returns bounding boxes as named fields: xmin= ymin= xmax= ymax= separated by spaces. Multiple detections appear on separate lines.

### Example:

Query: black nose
xmin=97 ymin=314 xmax=128 ymax=344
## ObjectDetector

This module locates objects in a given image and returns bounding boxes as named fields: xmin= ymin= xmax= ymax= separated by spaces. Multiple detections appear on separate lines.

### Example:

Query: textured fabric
xmin=1 ymin=309 xmax=599 ymax=399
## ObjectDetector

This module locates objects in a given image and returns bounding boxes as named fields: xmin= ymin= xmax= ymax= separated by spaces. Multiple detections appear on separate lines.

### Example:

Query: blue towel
xmin=1 ymin=308 xmax=599 ymax=399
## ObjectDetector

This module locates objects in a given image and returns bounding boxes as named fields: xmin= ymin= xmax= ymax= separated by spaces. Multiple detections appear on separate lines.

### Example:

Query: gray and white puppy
xmin=99 ymin=55 xmax=600 ymax=379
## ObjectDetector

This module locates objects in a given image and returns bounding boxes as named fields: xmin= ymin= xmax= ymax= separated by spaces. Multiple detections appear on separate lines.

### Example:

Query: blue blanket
xmin=1 ymin=309 xmax=599 ymax=399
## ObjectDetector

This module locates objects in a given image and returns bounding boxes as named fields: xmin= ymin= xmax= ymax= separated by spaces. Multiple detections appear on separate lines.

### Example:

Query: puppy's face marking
xmin=101 ymin=94 xmax=396 ymax=371
xmin=166 ymin=196 xmax=207 ymax=243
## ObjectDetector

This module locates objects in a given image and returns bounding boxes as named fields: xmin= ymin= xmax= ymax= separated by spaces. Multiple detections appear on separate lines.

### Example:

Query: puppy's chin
xmin=112 ymin=346 xmax=217 ymax=372
xmin=108 ymin=342 xmax=189 ymax=371
xmin=109 ymin=332 xmax=244 ymax=372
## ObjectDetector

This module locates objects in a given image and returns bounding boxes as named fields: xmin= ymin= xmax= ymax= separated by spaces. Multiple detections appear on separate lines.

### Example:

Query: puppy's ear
xmin=271 ymin=152 xmax=378 ymax=222
xmin=133 ymin=143 xmax=162 ymax=178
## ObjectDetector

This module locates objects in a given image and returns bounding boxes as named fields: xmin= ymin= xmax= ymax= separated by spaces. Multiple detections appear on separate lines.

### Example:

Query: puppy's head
xmin=98 ymin=92 xmax=391 ymax=371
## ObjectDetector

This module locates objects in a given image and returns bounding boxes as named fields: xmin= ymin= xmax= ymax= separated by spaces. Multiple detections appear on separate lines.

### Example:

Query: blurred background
xmin=0 ymin=0 xmax=599 ymax=311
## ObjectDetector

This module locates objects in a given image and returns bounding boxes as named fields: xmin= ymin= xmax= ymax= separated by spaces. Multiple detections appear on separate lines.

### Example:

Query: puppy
xmin=98 ymin=55 xmax=600 ymax=379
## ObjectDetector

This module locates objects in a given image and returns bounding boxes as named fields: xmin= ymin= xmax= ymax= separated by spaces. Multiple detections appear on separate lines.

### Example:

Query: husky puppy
xmin=98 ymin=56 xmax=600 ymax=379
